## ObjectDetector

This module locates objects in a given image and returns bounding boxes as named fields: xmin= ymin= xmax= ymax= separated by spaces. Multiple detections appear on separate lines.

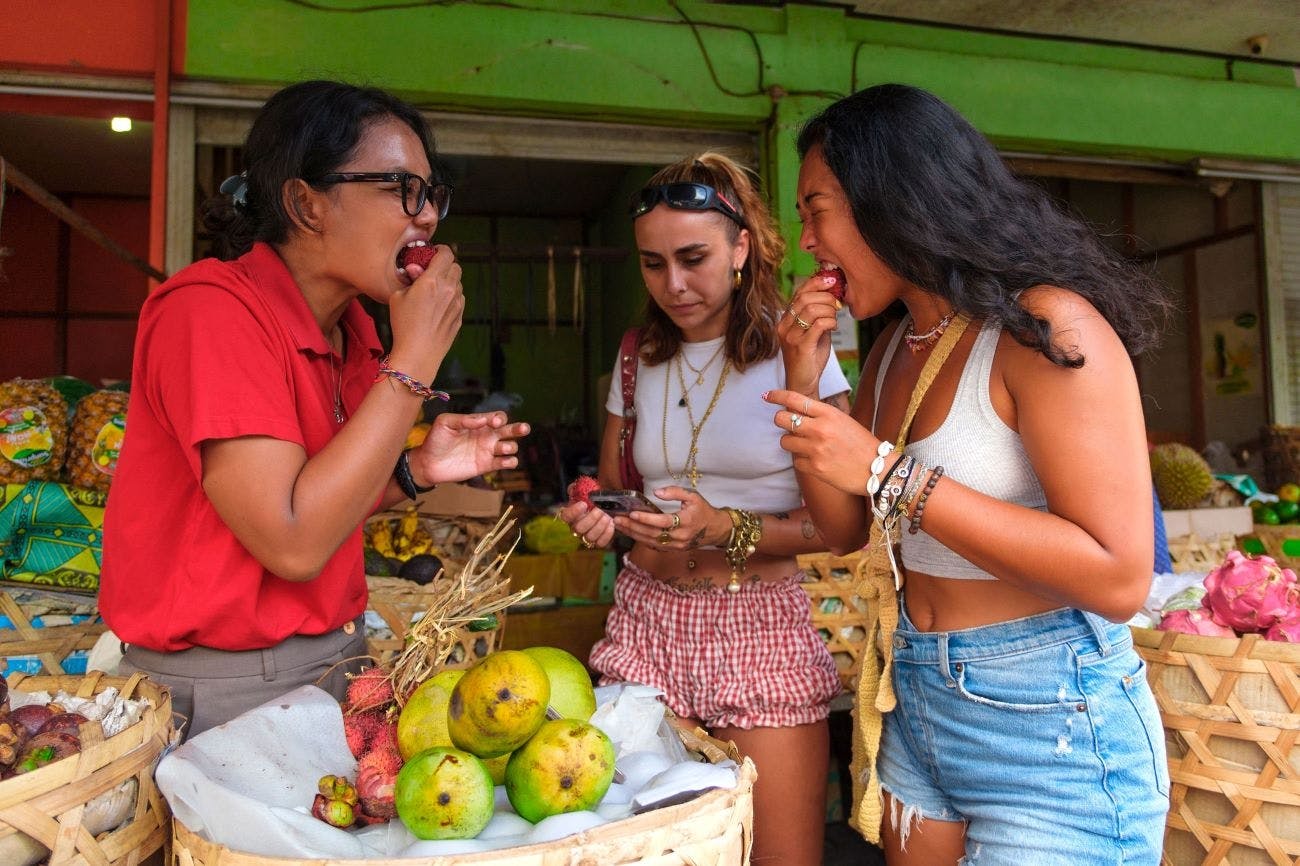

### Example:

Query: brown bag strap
xmin=618 ymin=328 xmax=643 ymax=490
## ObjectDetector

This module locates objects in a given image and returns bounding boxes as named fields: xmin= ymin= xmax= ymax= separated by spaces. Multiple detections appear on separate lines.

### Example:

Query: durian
xmin=67 ymin=390 xmax=129 ymax=491
xmin=0 ymin=378 xmax=69 ymax=484
xmin=1151 ymin=443 xmax=1214 ymax=510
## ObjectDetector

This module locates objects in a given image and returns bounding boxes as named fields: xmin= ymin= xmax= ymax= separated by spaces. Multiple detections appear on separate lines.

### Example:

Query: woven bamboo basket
xmin=364 ymin=512 xmax=498 ymax=564
xmin=1132 ymin=626 xmax=1300 ymax=866
xmin=0 ymin=670 xmax=174 ymax=866
xmin=170 ymin=720 xmax=756 ymax=866
xmin=1261 ymin=425 xmax=1300 ymax=492
xmin=798 ymin=550 xmax=867 ymax=692
xmin=0 ymin=586 xmax=105 ymax=676
xmin=1168 ymin=533 xmax=1239 ymax=574
xmin=1239 ymin=525 xmax=1300 ymax=573
xmin=364 ymin=574 xmax=503 ymax=668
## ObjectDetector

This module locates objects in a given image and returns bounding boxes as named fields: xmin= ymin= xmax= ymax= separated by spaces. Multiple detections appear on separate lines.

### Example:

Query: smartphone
xmin=590 ymin=489 xmax=663 ymax=515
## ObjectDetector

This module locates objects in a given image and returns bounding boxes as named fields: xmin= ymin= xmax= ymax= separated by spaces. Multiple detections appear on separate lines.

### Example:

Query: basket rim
xmin=172 ymin=757 xmax=755 ymax=865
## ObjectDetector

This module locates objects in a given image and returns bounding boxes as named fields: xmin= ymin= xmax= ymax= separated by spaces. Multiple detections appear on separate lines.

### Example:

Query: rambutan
xmin=368 ymin=720 xmax=399 ymax=756
xmin=571 ymin=475 xmax=600 ymax=507
xmin=342 ymin=709 xmax=383 ymax=759
xmin=398 ymin=243 xmax=435 ymax=271
xmin=356 ymin=748 xmax=402 ymax=819
xmin=345 ymin=667 xmax=395 ymax=713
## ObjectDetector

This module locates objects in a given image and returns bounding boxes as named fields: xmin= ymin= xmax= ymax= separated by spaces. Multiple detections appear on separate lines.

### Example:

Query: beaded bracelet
xmin=907 ymin=465 xmax=945 ymax=535
xmin=375 ymin=357 xmax=451 ymax=402
xmin=723 ymin=507 xmax=763 ymax=594
xmin=896 ymin=461 xmax=929 ymax=519
xmin=873 ymin=455 xmax=917 ymax=522
xmin=865 ymin=441 xmax=896 ymax=497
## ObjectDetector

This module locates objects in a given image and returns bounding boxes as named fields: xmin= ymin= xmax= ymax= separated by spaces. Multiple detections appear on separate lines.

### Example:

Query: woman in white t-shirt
xmin=558 ymin=152 xmax=850 ymax=866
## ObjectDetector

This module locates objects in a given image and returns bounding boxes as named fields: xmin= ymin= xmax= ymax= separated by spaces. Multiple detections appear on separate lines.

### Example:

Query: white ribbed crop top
xmin=874 ymin=318 xmax=1048 ymax=580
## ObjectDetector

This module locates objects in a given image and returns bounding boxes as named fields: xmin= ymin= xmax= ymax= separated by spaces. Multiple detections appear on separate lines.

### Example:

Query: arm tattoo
xmin=823 ymin=392 xmax=852 ymax=413
xmin=801 ymin=519 xmax=816 ymax=539
xmin=687 ymin=527 xmax=706 ymax=549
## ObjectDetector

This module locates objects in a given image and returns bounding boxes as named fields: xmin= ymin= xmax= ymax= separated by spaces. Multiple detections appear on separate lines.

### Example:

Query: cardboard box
xmin=413 ymin=482 xmax=504 ymax=518
xmin=501 ymin=603 xmax=612 ymax=665
xmin=1162 ymin=506 xmax=1254 ymax=539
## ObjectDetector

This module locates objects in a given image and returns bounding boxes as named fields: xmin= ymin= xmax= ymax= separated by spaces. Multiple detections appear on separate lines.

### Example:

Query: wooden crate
xmin=798 ymin=551 xmax=867 ymax=693
xmin=1238 ymin=524 xmax=1300 ymax=572
xmin=0 ymin=585 xmax=104 ymax=676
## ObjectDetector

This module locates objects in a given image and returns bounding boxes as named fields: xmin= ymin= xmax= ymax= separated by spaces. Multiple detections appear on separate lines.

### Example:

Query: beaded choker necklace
xmin=903 ymin=313 xmax=956 ymax=353
xmin=663 ymin=355 xmax=731 ymax=488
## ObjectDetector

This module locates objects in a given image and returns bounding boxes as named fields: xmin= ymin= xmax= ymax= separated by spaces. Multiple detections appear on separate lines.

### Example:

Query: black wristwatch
xmin=394 ymin=450 xmax=436 ymax=500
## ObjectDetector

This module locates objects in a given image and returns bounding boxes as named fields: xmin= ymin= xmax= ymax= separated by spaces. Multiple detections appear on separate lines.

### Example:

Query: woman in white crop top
xmin=556 ymin=153 xmax=850 ymax=866
xmin=768 ymin=86 xmax=1176 ymax=865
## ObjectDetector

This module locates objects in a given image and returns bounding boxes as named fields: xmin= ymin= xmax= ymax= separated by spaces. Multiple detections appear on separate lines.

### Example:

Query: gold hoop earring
xmin=733 ymin=268 xmax=743 ymax=290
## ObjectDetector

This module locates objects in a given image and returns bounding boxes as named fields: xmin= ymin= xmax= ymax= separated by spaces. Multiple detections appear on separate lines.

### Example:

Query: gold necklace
xmin=330 ymin=353 xmax=344 ymax=423
xmin=663 ymin=356 xmax=731 ymax=488
xmin=676 ymin=343 xmax=728 ymax=405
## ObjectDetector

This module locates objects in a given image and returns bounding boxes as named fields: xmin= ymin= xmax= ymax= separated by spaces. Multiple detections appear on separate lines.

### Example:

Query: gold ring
xmin=790 ymin=412 xmax=803 ymax=431
xmin=658 ymin=530 xmax=671 ymax=544
xmin=670 ymin=513 xmax=681 ymax=530
xmin=793 ymin=313 xmax=812 ymax=331
xmin=580 ymin=536 xmax=594 ymax=549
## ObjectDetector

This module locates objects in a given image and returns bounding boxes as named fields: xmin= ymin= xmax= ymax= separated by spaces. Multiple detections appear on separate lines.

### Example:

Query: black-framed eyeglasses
xmin=317 ymin=172 xmax=453 ymax=219
xmin=630 ymin=182 xmax=745 ymax=227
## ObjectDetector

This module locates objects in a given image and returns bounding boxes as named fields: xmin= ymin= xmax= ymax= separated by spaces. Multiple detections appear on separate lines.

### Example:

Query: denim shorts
xmin=877 ymin=603 xmax=1169 ymax=865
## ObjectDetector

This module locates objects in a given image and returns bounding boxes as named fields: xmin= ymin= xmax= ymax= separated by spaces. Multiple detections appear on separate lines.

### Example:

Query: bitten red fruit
xmin=356 ymin=748 xmax=402 ymax=820
xmin=399 ymin=244 xmax=436 ymax=270
xmin=814 ymin=267 xmax=846 ymax=302
xmin=571 ymin=475 xmax=600 ymax=507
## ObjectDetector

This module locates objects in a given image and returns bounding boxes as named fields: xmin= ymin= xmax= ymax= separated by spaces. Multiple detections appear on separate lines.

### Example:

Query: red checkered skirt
xmin=589 ymin=557 xmax=841 ymax=729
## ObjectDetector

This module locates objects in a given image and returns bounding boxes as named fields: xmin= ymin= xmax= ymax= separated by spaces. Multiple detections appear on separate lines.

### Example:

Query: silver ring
xmin=670 ymin=513 xmax=681 ymax=530
xmin=793 ymin=313 xmax=812 ymax=331
xmin=790 ymin=412 xmax=803 ymax=431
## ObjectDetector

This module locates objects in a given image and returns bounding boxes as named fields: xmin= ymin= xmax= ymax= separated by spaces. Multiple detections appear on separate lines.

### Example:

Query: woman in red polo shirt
xmin=100 ymin=80 xmax=529 ymax=739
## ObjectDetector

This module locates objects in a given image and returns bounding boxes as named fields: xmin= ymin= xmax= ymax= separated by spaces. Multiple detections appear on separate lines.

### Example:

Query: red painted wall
xmin=0 ymin=192 xmax=147 ymax=384
xmin=1 ymin=0 xmax=186 ymax=77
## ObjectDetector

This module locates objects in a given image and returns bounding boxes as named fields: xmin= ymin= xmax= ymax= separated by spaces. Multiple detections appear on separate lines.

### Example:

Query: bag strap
xmin=617 ymin=328 xmax=643 ymax=490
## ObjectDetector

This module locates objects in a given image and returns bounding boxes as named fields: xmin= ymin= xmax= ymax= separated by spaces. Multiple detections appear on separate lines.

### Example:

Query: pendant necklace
xmin=330 ymin=353 xmax=345 ymax=423
xmin=676 ymin=342 xmax=725 ymax=407
xmin=663 ymin=356 xmax=731 ymax=489
xmin=903 ymin=312 xmax=956 ymax=353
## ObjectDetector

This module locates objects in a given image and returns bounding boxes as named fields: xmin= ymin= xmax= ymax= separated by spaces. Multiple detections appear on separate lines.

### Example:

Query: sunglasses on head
xmin=630 ymin=182 xmax=745 ymax=227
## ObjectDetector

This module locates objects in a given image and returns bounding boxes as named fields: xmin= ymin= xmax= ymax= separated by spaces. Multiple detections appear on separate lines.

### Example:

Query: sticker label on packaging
xmin=0 ymin=406 xmax=54 ymax=468
xmin=92 ymin=413 xmax=126 ymax=476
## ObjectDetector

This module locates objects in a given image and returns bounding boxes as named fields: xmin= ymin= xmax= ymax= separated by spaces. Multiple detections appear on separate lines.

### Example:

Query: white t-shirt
xmin=606 ymin=337 xmax=851 ymax=513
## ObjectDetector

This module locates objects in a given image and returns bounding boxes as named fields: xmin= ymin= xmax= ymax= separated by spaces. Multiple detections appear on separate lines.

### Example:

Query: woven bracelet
xmin=375 ymin=357 xmax=451 ymax=402
xmin=908 ymin=465 xmax=945 ymax=535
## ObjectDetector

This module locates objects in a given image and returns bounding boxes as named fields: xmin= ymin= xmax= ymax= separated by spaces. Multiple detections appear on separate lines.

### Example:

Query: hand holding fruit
xmin=559 ymin=476 xmax=615 ymax=549
xmin=387 ymin=243 xmax=464 ymax=386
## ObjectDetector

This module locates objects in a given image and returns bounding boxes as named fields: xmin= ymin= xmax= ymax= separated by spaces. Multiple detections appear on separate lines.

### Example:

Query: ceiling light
xmin=110 ymin=117 xmax=132 ymax=133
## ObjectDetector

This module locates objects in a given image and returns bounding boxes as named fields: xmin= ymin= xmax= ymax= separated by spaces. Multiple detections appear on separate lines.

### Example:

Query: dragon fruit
xmin=1158 ymin=606 xmax=1236 ymax=638
xmin=1266 ymin=608 xmax=1300 ymax=642
xmin=1203 ymin=550 xmax=1300 ymax=633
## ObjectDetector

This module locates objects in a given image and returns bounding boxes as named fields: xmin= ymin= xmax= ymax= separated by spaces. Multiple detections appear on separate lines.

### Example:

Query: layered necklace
xmin=676 ymin=342 xmax=725 ymax=407
xmin=663 ymin=352 xmax=731 ymax=489
xmin=903 ymin=312 xmax=956 ymax=353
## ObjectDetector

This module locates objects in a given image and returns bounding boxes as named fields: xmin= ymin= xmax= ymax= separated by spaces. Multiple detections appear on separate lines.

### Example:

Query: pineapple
xmin=67 ymin=390 xmax=129 ymax=491
xmin=0 ymin=378 xmax=68 ymax=483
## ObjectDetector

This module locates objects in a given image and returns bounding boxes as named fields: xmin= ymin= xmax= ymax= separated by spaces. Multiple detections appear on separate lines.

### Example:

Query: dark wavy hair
xmin=635 ymin=153 xmax=786 ymax=372
xmin=202 ymin=80 xmax=439 ymax=261
xmin=797 ymin=84 xmax=1173 ymax=366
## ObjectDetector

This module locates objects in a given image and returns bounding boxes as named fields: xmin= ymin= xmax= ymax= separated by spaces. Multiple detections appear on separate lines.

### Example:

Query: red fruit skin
xmin=571 ymin=475 xmax=600 ymax=507
xmin=345 ymin=668 xmax=395 ymax=713
xmin=399 ymin=244 xmax=436 ymax=270
xmin=8 ymin=704 xmax=53 ymax=737
xmin=343 ymin=709 xmax=383 ymax=759
xmin=356 ymin=749 xmax=401 ymax=820
xmin=814 ymin=268 xmax=846 ymax=302
xmin=38 ymin=712 xmax=90 ymax=738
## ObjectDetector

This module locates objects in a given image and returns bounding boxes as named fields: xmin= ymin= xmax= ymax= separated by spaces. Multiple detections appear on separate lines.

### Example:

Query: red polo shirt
xmin=101 ymin=243 xmax=382 ymax=652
